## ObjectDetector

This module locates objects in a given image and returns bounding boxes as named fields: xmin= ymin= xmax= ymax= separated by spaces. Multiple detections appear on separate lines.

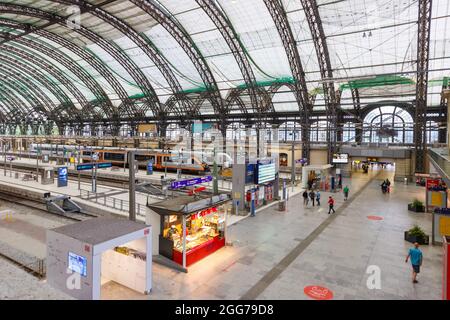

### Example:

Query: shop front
xmin=147 ymin=194 xmax=231 ymax=269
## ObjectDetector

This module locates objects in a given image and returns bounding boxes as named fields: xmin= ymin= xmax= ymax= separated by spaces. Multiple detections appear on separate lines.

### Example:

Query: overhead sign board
xmin=170 ymin=176 xmax=213 ymax=189
xmin=76 ymin=162 xmax=112 ymax=171
xmin=332 ymin=153 xmax=349 ymax=164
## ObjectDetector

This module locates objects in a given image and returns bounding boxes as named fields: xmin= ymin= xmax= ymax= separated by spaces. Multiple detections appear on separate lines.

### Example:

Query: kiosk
xmin=301 ymin=164 xmax=333 ymax=190
xmin=147 ymin=194 xmax=230 ymax=270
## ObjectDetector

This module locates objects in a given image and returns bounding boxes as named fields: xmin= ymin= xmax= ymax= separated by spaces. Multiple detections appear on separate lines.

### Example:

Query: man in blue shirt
xmin=405 ymin=242 xmax=423 ymax=283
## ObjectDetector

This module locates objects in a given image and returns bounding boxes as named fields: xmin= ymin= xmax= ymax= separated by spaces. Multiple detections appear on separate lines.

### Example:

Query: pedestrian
xmin=405 ymin=242 xmax=423 ymax=284
xmin=343 ymin=185 xmax=349 ymax=201
xmin=309 ymin=190 xmax=315 ymax=207
xmin=386 ymin=179 xmax=391 ymax=193
xmin=303 ymin=190 xmax=309 ymax=206
xmin=316 ymin=191 xmax=321 ymax=206
xmin=328 ymin=196 xmax=335 ymax=214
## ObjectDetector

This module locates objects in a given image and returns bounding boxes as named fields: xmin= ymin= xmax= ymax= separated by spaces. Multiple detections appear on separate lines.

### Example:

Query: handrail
xmin=79 ymin=189 xmax=146 ymax=217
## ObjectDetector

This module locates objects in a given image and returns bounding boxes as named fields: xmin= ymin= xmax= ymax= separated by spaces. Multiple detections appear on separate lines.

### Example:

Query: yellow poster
xmin=431 ymin=192 xmax=443 ymax=206
xmin=439 ymin=216 xmax=450 ymax=236
xmin=70 ymin=157 xmax=75 ymax=163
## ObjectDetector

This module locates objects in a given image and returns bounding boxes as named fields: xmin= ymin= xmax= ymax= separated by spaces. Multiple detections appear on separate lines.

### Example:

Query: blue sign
xmin=68 ymin=252 xmax=87 ymax=277
xmin=57 ymin=166 xmax=68 ymax=187
xmin=147 ymin=160 xmax=153 ymax=175
xmin=246 ymin=163 xmax=255 ymax=184
xmin=77 ymin=163 xmax=94 ymax=171
xmin=97 ymin=162 xmax=112 ymax=169
xmin=76 ymin=162 xmax=112 ymax=171
xmin=171 ymin=175 xmax=213 ymax=189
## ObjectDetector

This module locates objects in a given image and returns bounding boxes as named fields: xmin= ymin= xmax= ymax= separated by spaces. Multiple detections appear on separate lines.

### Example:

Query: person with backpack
xmin=303 ymin=190 xmax=309 ymax=206
xmin=343 ymin=185 xmax=349 ymax=201
xmin=328 ymin=196 xmax=336 ymax=214
xmin=309 ymin=190 xmax=316 ymax=207
xmin=316 ymin=191 xmax=321 ymax=206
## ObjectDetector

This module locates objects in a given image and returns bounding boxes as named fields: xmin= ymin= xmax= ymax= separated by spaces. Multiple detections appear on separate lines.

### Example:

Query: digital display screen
xmin=257 ymin=162 xmax=276 ymax=184
xmin=332 ymin=153 xmax=349 ymax=164
xmin=68 ymin=252 xmax=87 ymax=277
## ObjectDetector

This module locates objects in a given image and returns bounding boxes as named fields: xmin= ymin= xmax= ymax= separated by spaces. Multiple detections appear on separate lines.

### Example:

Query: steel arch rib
xmin=0 ymin=3 xmax=161 ymax=116
xmin=0 ymin=45 xmax=85 ymax=107
xmin=415 ymin=0 xmax=433 ymax=173
xmin=300 ymin=0 xmax=338 ymax=161
xmin=0 ymin=54 xmax=72 ymax=111
xmin=196 ymin=0 xmax=269 ymax=113
xmin=263 ymin=0 xmax=311 ymax=160
xmin=129 ymin=0 xmax=225 ymax=115
xmin=51 ymin=0 xmax=193 ymax=117
xmin=0 ymin=61 xmax=55 ymax=113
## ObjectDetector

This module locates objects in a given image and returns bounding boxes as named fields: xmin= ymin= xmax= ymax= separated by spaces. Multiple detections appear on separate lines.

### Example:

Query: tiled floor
xmin=1 ymin=167 xmax=444 ymax=300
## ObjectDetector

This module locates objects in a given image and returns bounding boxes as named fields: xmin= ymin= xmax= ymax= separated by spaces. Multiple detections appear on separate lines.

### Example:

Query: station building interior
xmin=0 ymin=0 xmax=450 ymax=301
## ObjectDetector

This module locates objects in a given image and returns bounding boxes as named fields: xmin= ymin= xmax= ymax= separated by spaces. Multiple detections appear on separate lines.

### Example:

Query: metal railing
xmin=79 ymin=189 xmax=146 ymax=217
xmin=428 ymin=148 xmax=450 ymax=185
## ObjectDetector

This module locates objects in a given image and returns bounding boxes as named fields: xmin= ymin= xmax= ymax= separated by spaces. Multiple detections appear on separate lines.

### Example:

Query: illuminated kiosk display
xmin=147 ymin=194 xmax=231 ymax=271
xmin=46 ymin=217 xmax=152 ymax=300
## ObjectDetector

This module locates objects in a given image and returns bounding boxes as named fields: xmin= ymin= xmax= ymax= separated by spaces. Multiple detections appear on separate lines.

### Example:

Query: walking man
xmin=316 ymin=191 xmax=321 ymax=206
xmin=303 ymin=190 xmax=309 ymax=206
xmin=328 ymin=196 xmax=336 ymax=214
xmin=405 ymin=242 xmax=423 ymax=283
xmin=343 ymin=185 xmax=350 ymax=201
xmin=309 ymin=190 xmax=315 ymax=207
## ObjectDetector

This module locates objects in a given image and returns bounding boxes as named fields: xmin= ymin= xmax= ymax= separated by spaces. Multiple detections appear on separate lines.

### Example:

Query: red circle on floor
xmin=367 ymin=215 xmax=383 ymax=221
xmin=304 ymin=286 xmax=333 ymax=300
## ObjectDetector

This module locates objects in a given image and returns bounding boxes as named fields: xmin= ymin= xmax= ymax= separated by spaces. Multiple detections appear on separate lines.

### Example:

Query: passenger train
xmin=28 ymin=143 xmax=236 ymax=174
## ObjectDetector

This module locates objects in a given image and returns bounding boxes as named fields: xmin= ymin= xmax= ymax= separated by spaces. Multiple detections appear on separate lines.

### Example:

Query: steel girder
xmin=0 ymin=82 xmax=29 ymax=118
xmin=415 ymin=0 xmax=432 ymax=173
xmin=300 ymin=0 xmax=338 ymax=162
xmin=0 ymin=52 xmax=72 ymax=109
xmin=0 ymin=43 xmax=86 ymax=106
xmin=351 ymin=88 xmax=363 ymax=143
xmin=263 ymin=0 xmax=311 ymax=160
xmin=52 ymin=0 xmax=191 ymax=117
xmin=0 ymin=77 xmax=43 ymax=116
xmin=0 ymin=3 xmax=161 ymax=116
xmin=130 ymin=0 xmax=225 ymax=116
xmin=0 ymin=61 xmax=55 ymax=114
xmin=11 ymin=33 xmax=111 ymax=108
xmin=196 ymin=0 xmax=271 ymax=114
xmin=0 ymin=46 xmax=83 ymax=108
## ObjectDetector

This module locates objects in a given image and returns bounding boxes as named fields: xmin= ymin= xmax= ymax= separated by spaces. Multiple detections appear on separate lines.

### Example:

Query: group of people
xmin=301 ymin=186 xmax=349 ymax=215
xmin=302 ymin=189 xmax=321 ymax=207
xmin=380 ymin=179 xmax=391 ymax=194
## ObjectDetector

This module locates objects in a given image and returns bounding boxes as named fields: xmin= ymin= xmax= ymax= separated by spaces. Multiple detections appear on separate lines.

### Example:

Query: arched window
xmin=426 ymin=121 xmax=439 ymax=144
xmin=310 ymin=121 xmax=329 ymax=142
xmin=279 ymin=121 xmax=301 ymax=142
xmin=226 ymin=122 xmax=246 ymax=140
xmin=343 ymin=122 xmax=356 ymax=142
xmin=362 ymin=106 xmax=413 ymax=144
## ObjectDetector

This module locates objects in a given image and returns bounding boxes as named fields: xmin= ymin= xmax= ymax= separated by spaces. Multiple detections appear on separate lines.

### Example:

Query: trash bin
xmin=14 ymin=172 xmax=19 ymax=179
xmin=278 ymin=200 xmax=286 ymax=212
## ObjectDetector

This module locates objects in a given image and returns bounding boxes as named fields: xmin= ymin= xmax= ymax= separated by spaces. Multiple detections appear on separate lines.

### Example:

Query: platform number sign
xmin=57 ymin=166 xmax=68 ymax=187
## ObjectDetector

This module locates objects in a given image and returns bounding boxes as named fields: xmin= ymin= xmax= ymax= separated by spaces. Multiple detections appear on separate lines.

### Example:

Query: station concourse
xmin=0 ymin=0 xmax=449 ymax=303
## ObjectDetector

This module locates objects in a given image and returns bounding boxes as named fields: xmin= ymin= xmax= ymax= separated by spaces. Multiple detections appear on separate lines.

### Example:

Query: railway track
xmin=0 ymin=192 xmax=97 ymax=222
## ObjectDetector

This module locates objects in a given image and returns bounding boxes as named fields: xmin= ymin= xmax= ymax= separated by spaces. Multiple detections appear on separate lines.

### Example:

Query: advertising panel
xmin=57 ymin=166 xmax=68 ymax=187
xmin=332 ymin=153 xmax=349 ymax=164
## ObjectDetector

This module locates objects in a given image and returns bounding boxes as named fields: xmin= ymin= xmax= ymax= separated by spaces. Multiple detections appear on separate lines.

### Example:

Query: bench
xmin=22 ymin=174 xmax=34 ymax=181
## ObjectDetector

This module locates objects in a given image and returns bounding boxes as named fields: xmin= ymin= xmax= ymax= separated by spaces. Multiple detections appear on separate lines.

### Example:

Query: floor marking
xmin=222 ymin=260 xmax=237 ymax=272
xmin=367 ymin=215 xmax=384 ymax=221
xmin=304 ymin=285 xmax=333 ymax=300
xmin=240 ymin=173 xmax=380 ymax=300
